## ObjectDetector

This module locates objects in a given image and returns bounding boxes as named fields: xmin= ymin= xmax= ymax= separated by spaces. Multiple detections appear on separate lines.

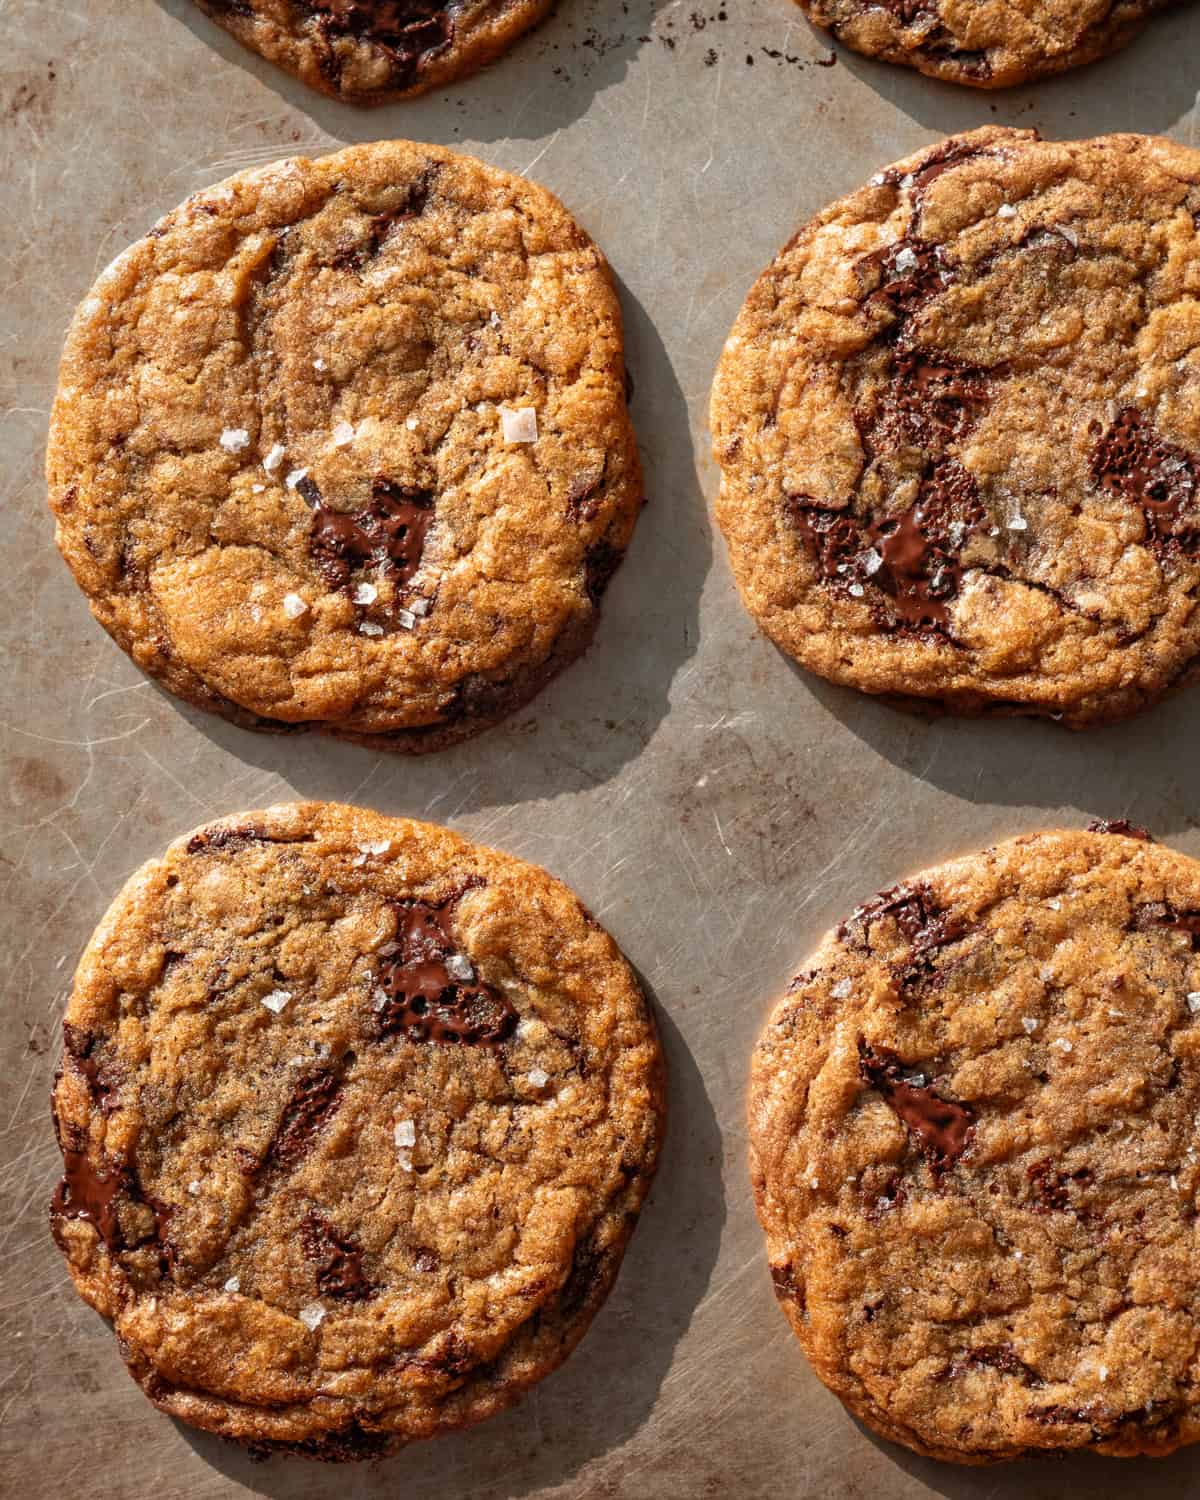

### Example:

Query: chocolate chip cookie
xmin=712 ymin=128 xmax=1200 ymax=727
xmin=792 ymin=0 xmax=1174 ymax=88
xmin=49 ymin=801 xmax=664 ymax=1457
xmin=47 ymin=141 xmax=642 ymax=752
xmin=192 ymin=2 xmax=554 ymax=103
xmin=750 ymin=824 xmax=1200 ymax=1462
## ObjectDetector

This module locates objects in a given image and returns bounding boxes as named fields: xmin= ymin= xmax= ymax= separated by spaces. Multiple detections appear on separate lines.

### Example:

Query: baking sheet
xmin=6 ymin=1 xmax=1200 ymax=1495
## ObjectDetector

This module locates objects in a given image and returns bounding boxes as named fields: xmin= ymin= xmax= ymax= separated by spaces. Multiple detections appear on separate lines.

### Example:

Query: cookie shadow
xmin=171 ymin=269 xmax=710 ymax=813
xmin=822 ymin=2 xmax=1200 ymax=141
xmin=174 ymin=989 xmax=726 ymax=1499
xmin=153 ymin=0 xmax=670 ymax=145
xmin=758 ymin=645 xmax=1200 ymax=840
xmin=853 ymin=1411 xmax=1200 ymax=1497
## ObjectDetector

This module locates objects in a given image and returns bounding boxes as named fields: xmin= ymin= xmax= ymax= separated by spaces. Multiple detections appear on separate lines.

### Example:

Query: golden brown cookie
xmin=792 ymin=0 xmax=1174 ymax=88
xmin=750 ymin=823 xmax=1200 ymax=1463
xmin=47 ymin=141 xmax=642 ymax=752
xmin=192 ymin=2 xmax=555 ymax=104
xmin=712 ymin=128 xmax=1200 ymax=728
xmin=49 ymin=801 xmax=664 ymax=1458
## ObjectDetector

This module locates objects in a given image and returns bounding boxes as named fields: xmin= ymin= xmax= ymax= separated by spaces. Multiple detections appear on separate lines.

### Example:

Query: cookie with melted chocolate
xmin=49 ymin=801 xmax=664 ymax=1458
xmin=791 ymin=0 xmax=1173 ymax=88
xmin=750 ymin=825 xmax=1200 ymax=1463
xmin=711 ymin=128 xmax=1200 ymax=727
xmin=192 ymin=1 xmax=554 ymax=103
xmin=47 ymin=140 xmax=643 ymax=752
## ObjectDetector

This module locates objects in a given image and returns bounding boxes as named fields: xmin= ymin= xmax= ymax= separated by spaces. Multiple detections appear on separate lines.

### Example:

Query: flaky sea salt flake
xmin=188 ymin=1180 xmax=201 ymax=1196
xmin=331 ymin=421 xmax=356 ymax=448
xmin=500 ymin=406 xmax=538 ymax=444
xmin=282 ymin=592 xmax=308 ymax=620
xmin=445 ymin=953 xmax=475 ymax=983
xmin=894 ymin=247 xmax=919 ymax=273
xmin=261 ymin=989 xmax=292 ymax=1014
xmin=396 ymin=607 xmax=416 ymax=630
xmin=1053 ymin=1038 xmax=1073 ymax=1053
xmin=394 ymin=1118 xmax=417 ymax=1149
xmin=359 ymin=621 xmax=385 ymax=637
xmin=352 ymin=582 xmax=378 ymax=606
xmin=997 ymin=203 xmax=1017 ymax=220
xmin=263 ymin=443 xmax=286 ymax=474
xmin=224 ymin=1277 xmax=241 ymax=1293
xmin=220 ymin=427 xmax=251 ymax=453
xmin=831 ymin=978 xmax=853 ymax=999
xmin=285 ymin=467 xmax=308 ymax=490
xmin=528 ymin=1067 xmax=550 ymax=1089
xmin=299 ymin=1302 xmax=326 ymax=1331
xmin=1022 ymin=1017 xmax=1038 ymax=1034
xmin=1187 ymin=992 xmax=1200 ymax=1014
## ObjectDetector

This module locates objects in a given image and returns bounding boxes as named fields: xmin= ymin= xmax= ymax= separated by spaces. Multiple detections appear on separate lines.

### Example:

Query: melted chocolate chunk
xmin=51 ymin=1148 xmax=175 ymax=1273
xmin=1027 ymin=1402 xmax=1109 ymax=1430
xmin=565 ymin=460 xmax=608 ymax=522
xmin=770 ymin=1260 xmax=804 ymax=1307
xmin=792 ymin=458 xmax=984 ymax=630
xmin=583 ymin=538 xmax=622 ymax=604
xmin=877 ymin=0 xmax=937 ymax=22
xmin=302 ymin=1211 xmax=373 ymax=1300
xmin=1087 ymin=818 xmax=1154 ymax=841
xmin=840 ymin=882 xmax=968 ymax=994
xmin=863 ymin=351 xmax=993 ymax=452
xmin=884 ymin=136 xmax=1002 ymax=209
xmin=187 ymin=824 xmax=270 ymax=854
xmin=248 ymin=1423 xmax=394 ymax=1463
xmin=859 ymin=1041 xmax=975 ymax=1175
xmin=310 ymin=477 xmax=435 ymax=598
xmin=305 ymin=2 xmax=454 ymax=86
xmin=863 ymin=1171 xmax=907 ymax=1221
xmin=51 ymin=1149 xmax=127 ymax=1251
xmin=375 ymin=894 xmax=516 ymax=1047
xmin=1132 ymin=900 xmax=1200 ymax=948
xmin=1027 ymin=1158 xmax=1093 ymax=1214
xmin=939 ymin=1344 xmax=1043 ymax=1386
xmin=62 ymin=1024 xmax=121 ymax=1113
xmin=1091 ymin=408 xmax=1200 ymax=553
xmin=331 ymin=172 xmax=436 ymax=270
xmin=266 ymin=1069 xmax=344 ymax=1171
xmin=862 ymin=238 xmax=947 ymax=316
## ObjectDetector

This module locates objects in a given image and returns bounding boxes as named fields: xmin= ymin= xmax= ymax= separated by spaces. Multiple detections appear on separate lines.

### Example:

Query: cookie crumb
xmin=831 ymin=978 xmax=853 ymax=999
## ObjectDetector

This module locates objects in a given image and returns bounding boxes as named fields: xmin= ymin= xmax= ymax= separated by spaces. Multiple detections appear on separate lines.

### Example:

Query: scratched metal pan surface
xmin=6 ymin=1 xmax=1200 ymax=1495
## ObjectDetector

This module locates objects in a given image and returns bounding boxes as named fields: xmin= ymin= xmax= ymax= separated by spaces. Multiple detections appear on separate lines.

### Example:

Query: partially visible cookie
xmin=47 ymin=141 xmax=642 ymax=752
xmin=792 ymin=0 xmax=1174 ymax=88
xmin=712 ymin=128 xmax=1200 ymax=728
xmin=192 ymin=1 xmax=555 ymax=103
xmin=49 ymin=801 xmax=664 ymax=1457
xmin=750 ymin=825 xmax=1200 ymax=1463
